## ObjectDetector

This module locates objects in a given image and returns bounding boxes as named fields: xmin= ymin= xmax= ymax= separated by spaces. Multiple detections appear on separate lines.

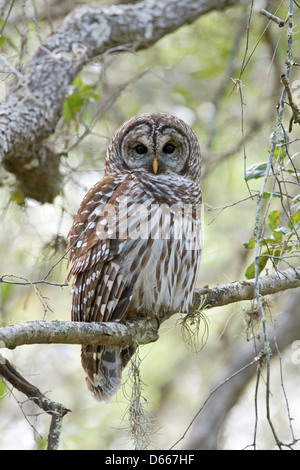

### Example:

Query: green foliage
xmin=0 ymin=379 xmax=5 ymax=403
xmin=245 ymin=162 xmax=268 ymax=181
xmin=0 ymin=282 xmax=15 ymax=305
xmin=244 ymin=130 xmax=300 ymax=280
xmin=0 ymin=18 xmax=17 ymax=50
xmin=244 ymin=206 xmax=299 ymax=279
xmin=11 ymin=188 xmax=25 ymax=205
xmin=63 ymin=77 xmax=100 ymax=123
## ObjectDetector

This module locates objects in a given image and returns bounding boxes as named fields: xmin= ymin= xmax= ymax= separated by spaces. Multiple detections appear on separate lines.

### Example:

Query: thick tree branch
xmin=0 ymin=318 xmax=159 ymax=350
xmin=193 ymin=266 xmax=300 ymax=310
xmin=0 ymin=0 xmax=239 ymax=202
xmin=0 ymin=267 xmax=299 ymax=351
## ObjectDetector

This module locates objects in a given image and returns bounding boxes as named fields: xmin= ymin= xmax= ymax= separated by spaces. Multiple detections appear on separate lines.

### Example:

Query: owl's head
xmin=105 ymin=113 xmax=201 ymax=182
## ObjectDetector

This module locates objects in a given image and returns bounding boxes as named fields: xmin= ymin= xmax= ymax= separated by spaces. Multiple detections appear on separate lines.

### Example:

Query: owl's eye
xmin=163 ymin=143 xmax=175 ymax=154
xmin=135 ymin=144 xmax=148 ymax=155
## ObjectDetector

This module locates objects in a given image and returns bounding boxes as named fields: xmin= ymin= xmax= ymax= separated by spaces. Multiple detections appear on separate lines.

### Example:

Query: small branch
xmin=260 ymin=9 xmax=286 ymax=27
xmin=0 ymin=357 xmax=70 ymax=449
xmin=183 ymin=291 xmax=300 ymax=450
xmin=281 ymin=73 xmax=300 ymax=131
xmin=0 ymin=54 xmax=24 ymax=79
xmin=0 ymin=274 xmax=68 ymax=287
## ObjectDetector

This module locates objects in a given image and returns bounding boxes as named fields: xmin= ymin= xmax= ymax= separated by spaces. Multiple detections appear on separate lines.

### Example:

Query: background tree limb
xmin=0 ymin=0 xmax=239 ymax=202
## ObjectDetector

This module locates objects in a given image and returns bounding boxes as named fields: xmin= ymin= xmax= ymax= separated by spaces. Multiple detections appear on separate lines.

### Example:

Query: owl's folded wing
xmin=66 ymin=172 xmax=150 ymax=323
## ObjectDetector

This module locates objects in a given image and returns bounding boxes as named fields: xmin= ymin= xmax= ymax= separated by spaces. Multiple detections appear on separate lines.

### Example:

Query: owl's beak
xmin=152 ymin=156 xmax=159 ymax=175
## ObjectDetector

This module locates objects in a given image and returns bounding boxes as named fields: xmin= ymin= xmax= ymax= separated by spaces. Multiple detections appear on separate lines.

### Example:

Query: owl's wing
xmin=66 ymin=172 xmax=147 ymax=323
xmin=66 ymin=173 xmax=127 ymax=279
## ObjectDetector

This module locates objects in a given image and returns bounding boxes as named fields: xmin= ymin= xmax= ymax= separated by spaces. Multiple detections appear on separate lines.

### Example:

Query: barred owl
xmin=66 ymin=113 xmax=202 ymax=402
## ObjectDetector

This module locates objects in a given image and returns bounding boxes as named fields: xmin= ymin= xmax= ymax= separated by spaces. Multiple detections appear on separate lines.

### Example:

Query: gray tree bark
xmin=0 ymin=0 xmax=239 ymax=202
xmin=0 ymin=266 xmax=299 ymax=350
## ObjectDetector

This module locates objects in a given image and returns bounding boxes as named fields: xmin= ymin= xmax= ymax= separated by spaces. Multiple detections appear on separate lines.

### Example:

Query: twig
xmin=0 ymin=358 xmax=70 ymax=450
xmin=260 ymin=9 xmax=286 ymax=27
xmin=0 ymin=54 xmax=24 ymax=79
xmin=231 ymin=0 xmax=285 ymax=94
xmin=281 ymin=73 xmax=300 ymax=131
xmin=169 ymin=358 xmax=258 ymax=450
xmin=0 ymin=274 xmax=68 ymax=287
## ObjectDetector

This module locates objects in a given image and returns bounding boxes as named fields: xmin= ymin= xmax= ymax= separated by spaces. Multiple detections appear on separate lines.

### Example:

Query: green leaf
xmin=0 ymin=379 xmax=6 ymax=403
xmin=272 ymin=229 xmax=282 ymax=243
xmin=73 ymin=77 xmax=83 ymax=89
xmin=273 ymin=249 xmax=282 ymax=264
xmin=11 ymin=188 xmax=25 ymax=205
xmin=245 ymin=253 xmax=269 ymax=279
xmin=64 ymin=93 xmax=84 ymax=122
xmin=0 ymin=35 xmax=7 ymax=48
xmin=243 ymin=237 xmax=255 ymax=249
xmin=245 ymin=162 xmax=268 ymax=181
xmin=268 ymin=210 xmax=281 ymax=231
xmin=289 ymin=210 xmax=300 ymax=230
xmin=0 ymin=282 xmax=15 ymax=304
xmin=262 ymin=191 xmax=281 ymax=199
xmin=244 ymin=237 xmax=277 ymax=249
xmin=63 ymin=78 xmax=100 ymax=122
xmin=263 ymin=238 xmax=279 ymax=246
xmin=274 ymin=143 xmax=287 ymax=161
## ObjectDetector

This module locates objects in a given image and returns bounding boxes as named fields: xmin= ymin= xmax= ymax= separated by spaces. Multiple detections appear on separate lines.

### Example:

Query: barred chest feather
xmin=117 ymin=172 xmax=202 ymax=319
xmin=127 ymin=237 xmax=201 ymax=318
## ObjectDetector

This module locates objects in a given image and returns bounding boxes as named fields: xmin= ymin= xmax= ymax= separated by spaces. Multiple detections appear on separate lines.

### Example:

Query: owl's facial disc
xmin=121 ymin=124 xmax=189 ymax=175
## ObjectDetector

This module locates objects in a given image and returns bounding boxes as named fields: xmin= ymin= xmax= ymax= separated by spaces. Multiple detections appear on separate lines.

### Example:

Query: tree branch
xmin=0 ymin=357 xmax=70 ymax=450
xmin=0 ymin=265 xmax=299 ymax=449
xmin=193 ymin=266 xmax=300 ymax=310
xmin=0 ymin=318 xmax=159 ymax=350
xmin=0 ymin=267 xmax=299 ymax=351
xmin=0 ymin=0 xmax=239 ymax=202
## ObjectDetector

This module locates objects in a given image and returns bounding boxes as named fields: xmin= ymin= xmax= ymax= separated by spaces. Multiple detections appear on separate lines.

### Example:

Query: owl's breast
xmin=124 ymin=224 xmax=201 ymax=319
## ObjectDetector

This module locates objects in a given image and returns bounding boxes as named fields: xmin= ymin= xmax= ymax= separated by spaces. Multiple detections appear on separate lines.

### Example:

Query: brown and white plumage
xmin=66 ymin=113 xmax=202 ymax=402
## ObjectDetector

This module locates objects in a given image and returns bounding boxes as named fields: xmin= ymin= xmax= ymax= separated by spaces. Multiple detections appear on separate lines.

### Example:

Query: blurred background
xmin=0 ymin=0 xmax=300 ymax=450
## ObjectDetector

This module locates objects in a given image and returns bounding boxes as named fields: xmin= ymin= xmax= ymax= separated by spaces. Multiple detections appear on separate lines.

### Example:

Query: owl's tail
xmin=81 ymin=345 xmax=122 ymax=402
xmin=81 ymin=345 xmax=136 ymax=402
